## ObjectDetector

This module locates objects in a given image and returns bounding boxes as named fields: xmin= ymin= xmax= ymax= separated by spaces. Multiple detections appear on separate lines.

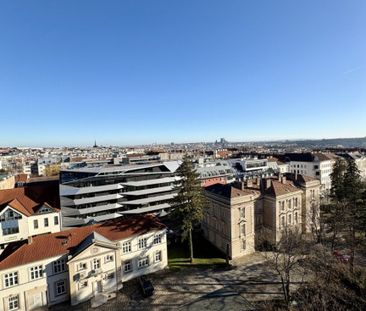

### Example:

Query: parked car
xmin=138 ymin=276 xmax=154 ymax=297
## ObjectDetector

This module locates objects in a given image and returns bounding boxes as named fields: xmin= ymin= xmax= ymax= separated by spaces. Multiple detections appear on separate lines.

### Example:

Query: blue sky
xmin=0 ymin=0 xmax=365 ymax=147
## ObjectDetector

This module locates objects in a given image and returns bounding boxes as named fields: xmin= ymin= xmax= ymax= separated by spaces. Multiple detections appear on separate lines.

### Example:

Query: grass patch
xmin=168 ymin=232 xmax=227 ymax=268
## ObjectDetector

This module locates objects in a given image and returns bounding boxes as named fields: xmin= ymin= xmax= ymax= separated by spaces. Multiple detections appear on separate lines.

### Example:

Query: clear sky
xmin=0 ymin=0 xmax=365 ymax=147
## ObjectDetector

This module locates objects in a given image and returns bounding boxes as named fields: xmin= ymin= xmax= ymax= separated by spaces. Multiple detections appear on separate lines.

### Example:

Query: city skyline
xmin=1 ymin=0 xmax=365 ymax=146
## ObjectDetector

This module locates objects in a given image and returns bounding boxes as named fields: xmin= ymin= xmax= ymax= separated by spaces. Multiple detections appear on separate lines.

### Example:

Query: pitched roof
xmin=205 ymin=183 xmax=255 ymax=200
xmin=0 ymin=188 xmax=40 ymax=216
xmin=0 ymin=214 xmax=165 ymax=271
xmin=265 ymin=180 xmax=302 ymax=197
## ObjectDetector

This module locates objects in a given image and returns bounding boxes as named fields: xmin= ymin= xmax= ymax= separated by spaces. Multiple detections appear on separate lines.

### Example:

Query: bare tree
xmin=260 ymin=227 xmax=305 ymax=307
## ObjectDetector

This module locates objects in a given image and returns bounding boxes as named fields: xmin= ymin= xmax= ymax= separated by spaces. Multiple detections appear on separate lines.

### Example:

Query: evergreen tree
xmin=343 ymin=159 xmax=363 ymax=271
xmin=170 ymin=155 xmax=205 ymax=263
xmin=330 ymin=158 xmax=347 ymax=201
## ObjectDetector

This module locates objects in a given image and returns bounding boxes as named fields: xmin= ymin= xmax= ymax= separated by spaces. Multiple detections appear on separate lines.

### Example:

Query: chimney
xmin=234 ymin=180 xmax=245 ymax=191
xmin=260 ymin=178 xmax=272 ymax=191
xmin=28 ymin=236 xmax=33 ymax=244
xmin=281 ymin=176 xmax=287 ymax=184
xmin=246 ymin=179 xmax=253 ymax=188
xmin=266 ymin=178 xmax=272 ymax=189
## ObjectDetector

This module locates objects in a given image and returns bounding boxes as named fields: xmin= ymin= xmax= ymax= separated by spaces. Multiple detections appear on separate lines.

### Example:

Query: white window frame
xmin=123 ymin=260 xmax=132 ymax=273
xmin=138 ymin=256 xmax=149 ymax=269
xmin=105 ymin=254 xmax=114 ymax=263
xmin=30 ymin=265 xmax=43 ymax=280
xmin=138 ymin=237 xmax=147 ymax=249
xmin=153 ymin=234 xmax=162 ymax=245
xmin=55 ymin=280 xmax=66 ymax=296
xmin=8 ymin=295 xmax=19 ymax=311
xmin=155 ymin=250 xmax=162 ymax=262
xmin=4 ymin=272 xmax=19 ymax=288
xmin=77 ymin=262 xmax=87 ymax=271
xmin=122 ymin=241 xmax=131 ymax=253
xmin=92 ymin=258 xmax=100 ymax=270
xmin=53 ymin=259 xmax=66 ymax=274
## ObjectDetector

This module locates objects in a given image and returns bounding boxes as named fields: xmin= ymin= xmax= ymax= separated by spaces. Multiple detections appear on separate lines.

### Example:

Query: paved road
xmin=50 ymin=254 xmax=306 ymax=311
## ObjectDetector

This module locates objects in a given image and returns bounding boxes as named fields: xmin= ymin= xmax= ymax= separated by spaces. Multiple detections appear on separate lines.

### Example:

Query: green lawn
xmin=168 ymin=232 xmax=227 ymax=268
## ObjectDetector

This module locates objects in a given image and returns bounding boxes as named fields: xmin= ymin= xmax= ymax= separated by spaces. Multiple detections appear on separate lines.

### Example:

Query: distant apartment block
xmin=283 ymin=153 xmax=335 ymax=194
xmin=0 ymin=187 xmax=61 ymax=253
xmin=0 ymin=214 xmax=167 ymax=309
xmin=60 ymin=161 xmax=181 ymax=227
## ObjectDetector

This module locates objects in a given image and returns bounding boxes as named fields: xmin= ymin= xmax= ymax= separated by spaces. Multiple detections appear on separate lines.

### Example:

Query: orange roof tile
xmin=0 ymin=214 xmax=165 ymax=271
xmin=0 ymin=188 xmax=40 ymax=215
xmin=265 ymin=180 xmax=302 ymax=197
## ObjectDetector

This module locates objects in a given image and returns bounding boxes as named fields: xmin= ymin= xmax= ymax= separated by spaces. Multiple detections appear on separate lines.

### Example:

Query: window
xmin=288 ymin=200 xmax=292 ymax=209
xmin=54 ymin=216 xmax=59 ymax=225
xmin=77 ymin=262 xmax=87 ymax=271
xmin=4 ymin=272 xmax=18 ymax=288
xmin=78 ymin=281 xmax=88 ymax=290
xmin=294 ymin=198 xmax=298 ymax=207
xmin=30 ymin=265 xmax=43 ymax=280
xmin=44 ymin=218 xmax=49 ymax=227
xmin=295 ymin=212 xmax=298 ymax=224
xmin=240 ymin=223 xmax=246 ymax=236
xmin=281 ymin=216 xmax=285 ymax=228
xmin=122 ymin=241 xmax=131 ymax=253
xmin=55 ymin=280 xmax=66 ymax=296
xmin=241 ymin=239 xmax=246 ymax=250
xmin=92 ymin=258 xmax=100 ymax=270
xmin=2 ymin=227 xmax=19 ymax=236
xmin=0 ymin=210 xmax=21 ymax=222
xmin=108 ymin=272 xmax=115 ymax=279
xmin=138 ymin=256 xmax=149 ymax=269
xmin=240 ymin=207 xmax=245 ymax=218
xmin=124 ymin=260 xmax=132 ymax=273
xmin=155 ymin=250 xmax=162 ymax=262
xmin=8 ymin=295 xmax=19 ymax=311
xmin=280 ymin=201 xmax=285 ymax=211
xmin=153 ymin=234 xmax=162 ymax=245
xmin=288 ymin=214 xmax=292 ymax=225
xmin=138 ymin=238 xmax=147 ymax=249
xmin=53 ymin=259 xmax=66 ymax=273
xmin=33 ymin=219 xmax=39 ymax=229
xmin=105 ymin=254 xmax=113 ymax=263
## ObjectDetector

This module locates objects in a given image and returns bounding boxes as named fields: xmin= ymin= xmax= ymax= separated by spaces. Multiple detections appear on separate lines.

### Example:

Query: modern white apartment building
xmin=0 ymin=188 xmax=61 ymax=253
xmin=0 ymin=214 xmax=167 ymax=310
xmin=60 ymin=161 xmax=181 ymax=227
xmin=284 ymin=153 xmax=335 ymax=194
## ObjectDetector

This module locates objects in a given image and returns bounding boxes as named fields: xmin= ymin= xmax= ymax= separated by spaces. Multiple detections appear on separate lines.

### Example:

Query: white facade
xmin=289 ymin=159 xmax=334 ymax=194
xmin=0 ymin=219 xmax=167 ymax=310
xmin=0 ymin=205 xmax=61 ymax=252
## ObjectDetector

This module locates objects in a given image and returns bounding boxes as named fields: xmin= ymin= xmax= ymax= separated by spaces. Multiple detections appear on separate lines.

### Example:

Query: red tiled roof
xmin=265 ymin=180 xmax=302 ymax=197
xmin=205 ymin=183 xmax=257 ymax=199
xmin=0 ymin=188 xmax=39 ymax=216
xmin=0 ymin=214 xmax=165 ymax=271
xmin=14 ymin=174 xmax=28 ymax=183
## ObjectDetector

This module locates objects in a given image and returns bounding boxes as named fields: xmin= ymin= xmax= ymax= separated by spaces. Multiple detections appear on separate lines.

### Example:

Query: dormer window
xmin=0 ymin=210 xmax=22 ymax=222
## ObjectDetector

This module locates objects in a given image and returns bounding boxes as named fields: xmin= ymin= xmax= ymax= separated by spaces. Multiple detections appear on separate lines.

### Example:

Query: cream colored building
xmin=202 ymin=183 xmax=260 ymax=259
xmin=0 ymin=188 xmax=61 ymax=253
xmin=203 ymin=174 xmax=321 ymax=258
xmin=0 ymin=215 xmax=167 ymax=310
